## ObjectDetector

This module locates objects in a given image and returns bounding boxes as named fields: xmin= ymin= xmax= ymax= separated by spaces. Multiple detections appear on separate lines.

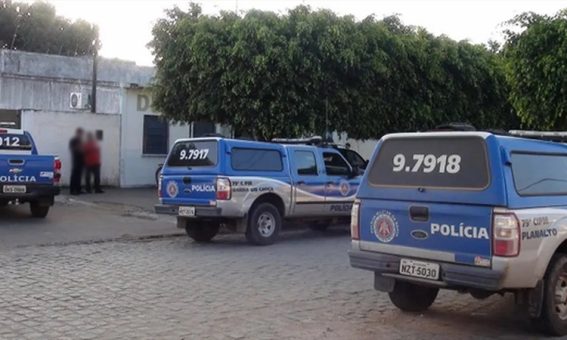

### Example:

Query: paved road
xmin=0 ymin=229 xmax=548 ymax=339
xmin=0 ymin=190 xmax=179 ymax=250
xmin=0 ymin=189 xmax=555 ymax=339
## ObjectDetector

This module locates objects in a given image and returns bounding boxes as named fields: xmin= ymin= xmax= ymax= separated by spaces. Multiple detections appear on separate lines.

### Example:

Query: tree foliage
xmin=150 ymin=4 xmax=515 ymax=140
xmin=502 ymin=10 xmax=567 ymax=129
xmin=0 ymin=0 xmax=99 ymax=56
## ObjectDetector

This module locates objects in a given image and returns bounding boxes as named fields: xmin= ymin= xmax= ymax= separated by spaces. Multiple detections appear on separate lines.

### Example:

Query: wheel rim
xmin=257 ymin=212 xmax=276 ymax=238
xmin=554 ymin=270 xmax=567 ymax=320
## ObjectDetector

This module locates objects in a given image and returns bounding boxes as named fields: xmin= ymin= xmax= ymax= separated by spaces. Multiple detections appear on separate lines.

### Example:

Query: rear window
xmin=368 ymin=136 xmax=489 ymax=190
xmin=167 ymin=140 xmax=217 ymax=167
xmin=512 ymin=153 xmax=567 ymax=196
xmin=231 ymin=148 xmax=283 ymax=172
xmin=0 ymin=134 xmax=32 ymax=151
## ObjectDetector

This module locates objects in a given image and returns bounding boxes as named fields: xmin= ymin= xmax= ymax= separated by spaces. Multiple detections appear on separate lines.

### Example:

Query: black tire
xmin=531 ymin=254 xmax=567 ymax=336
xmin=388 ymin=281 xmax=439 ymax=312
xmin=245 ymin=203 xmax=281 ymax=246
xmin=185 ymin=222 xmax=220 ymax=243
xmin=30 ymin=202 xmax=50 ymax=218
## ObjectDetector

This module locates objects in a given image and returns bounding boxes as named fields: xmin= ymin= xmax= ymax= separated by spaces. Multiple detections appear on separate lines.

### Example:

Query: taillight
xmin=350 ymin=199 xmax=361 ymax=240
xmin=53 ymin=157 xmax=62 ymax=185
xmin=493 ymin=212 xmax=520 ymax=257
xmin=158 ymin=175 xmax=163 ymax=198
xmin=215 ymin=177 xmax=231 ymax=200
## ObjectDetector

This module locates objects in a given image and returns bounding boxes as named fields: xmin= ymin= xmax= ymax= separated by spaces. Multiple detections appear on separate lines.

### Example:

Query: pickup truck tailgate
xmin=0 ymin=155 xmax=55 ymax=186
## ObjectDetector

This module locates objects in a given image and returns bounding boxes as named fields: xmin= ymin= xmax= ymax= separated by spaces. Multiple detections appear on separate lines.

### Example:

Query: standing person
xmin=69 ymin=128 xmax=84 ymax=195
xmin=84 ymin=132 xmax=104 ymax=194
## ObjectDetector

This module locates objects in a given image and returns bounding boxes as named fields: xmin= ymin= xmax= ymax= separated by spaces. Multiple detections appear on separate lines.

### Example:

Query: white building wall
xmin=331 ymin=131 xmax=378 ymax=160
xmin=345 ymin=139 xmax=379 ymax=160
xmin=21 ymin=110 xmax=121 ymax=186
xmin=120 ymin=89 xmax=190 ymax=187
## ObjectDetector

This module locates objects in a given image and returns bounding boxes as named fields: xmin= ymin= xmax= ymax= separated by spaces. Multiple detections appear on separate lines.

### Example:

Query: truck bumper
xmin=348 ymin=248 xmax=505 ymax=291
xmin=0 ymin=185 xmax=60 ymax=203
xmin=154 ymin=204 xmax=223 ymax=218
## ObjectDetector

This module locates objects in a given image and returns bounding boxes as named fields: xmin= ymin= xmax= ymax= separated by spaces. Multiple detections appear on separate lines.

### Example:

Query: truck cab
xmin=349 ymin=130 xmax=567 ymax=336
xmin=156 ymin=137 xmax=361 ymax=245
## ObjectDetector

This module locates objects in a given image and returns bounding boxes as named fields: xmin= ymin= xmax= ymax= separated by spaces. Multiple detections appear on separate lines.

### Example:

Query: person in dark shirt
xmin=69 ymin=128 xmax=84 ymax=195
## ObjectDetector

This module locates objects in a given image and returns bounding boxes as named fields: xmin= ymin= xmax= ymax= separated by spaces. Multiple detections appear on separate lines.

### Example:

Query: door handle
xmin=182 ymin=177 xmax=191 ymax=185
xmin=326 ymin=181 xmax=334 ymax=185
xmin=297 ymin=181 xmax=305 ymax=185
xmin=409 ymin=206 xmax=429 ymax=222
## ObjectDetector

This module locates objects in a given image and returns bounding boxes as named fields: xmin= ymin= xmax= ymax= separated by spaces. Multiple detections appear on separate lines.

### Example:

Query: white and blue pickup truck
xmin=0 ymin=124 xmax=61 ymax=217
xmin=155 ymin=137 xmax=364 ymax=245
xmin=349 ymin=129 xmax=567 ymax=336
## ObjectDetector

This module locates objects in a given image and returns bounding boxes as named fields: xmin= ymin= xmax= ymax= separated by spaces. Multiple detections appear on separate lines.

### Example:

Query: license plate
xmin=399 ymin=258 xmax=440 ymax=280
xmin=2 ymin=185 xmax=26 ymax=194
xmin=178 ymin=206 xmax=196 ymax=217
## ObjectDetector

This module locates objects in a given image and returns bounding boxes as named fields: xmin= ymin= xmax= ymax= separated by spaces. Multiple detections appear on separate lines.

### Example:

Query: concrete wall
xmin=0 ymin=49 xmax=154 ymax=114
xmin=21 ymin=110 xmax=121 ymax=186
xmin=120 ymin=88 xmax=191 ymax=187
xmin=345 ymin=139 xmax=379 ymax=160
xmin=0 ymin=49 xmax=153 ymax=86
xmin=332 ymin=131 xmax=378 ymax=160
xmin=0 ymin=76 xmax=121 ymax=114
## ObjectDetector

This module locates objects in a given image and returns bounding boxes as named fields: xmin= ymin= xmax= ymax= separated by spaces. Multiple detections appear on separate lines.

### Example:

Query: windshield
xmin=166 ymin=140 xmax=218 ymax=167
xmin=0 ymin=133 xmax=32 ymax=151
xmin=368 ymin=136 xmax=490 ymax=190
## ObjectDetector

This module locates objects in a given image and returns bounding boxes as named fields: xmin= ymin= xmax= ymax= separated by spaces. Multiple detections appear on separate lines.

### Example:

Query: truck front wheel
xmin=246 ymin=203 xmax=281 ymax=246
xmin=30 ymin=202 xmax=50 ymax=218
xmin=532 ymin=254 xmax=567 ymax=336
xmin=185 ymin=222 xmax=220 ymax=243
xmin=388 ymin=281 xmax=439 ymax=312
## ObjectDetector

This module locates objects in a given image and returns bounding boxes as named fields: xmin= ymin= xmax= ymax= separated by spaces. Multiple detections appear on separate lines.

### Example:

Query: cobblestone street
xmin=0 ymin=227 xmax=547 ymax=339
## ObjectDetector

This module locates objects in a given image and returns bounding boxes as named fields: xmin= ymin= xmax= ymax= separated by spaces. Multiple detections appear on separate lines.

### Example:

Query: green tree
xmin=150 ymin=4 xmax=514 ymax=140
xmin=502 ymin=10 xmax=567 ymax=129
xmin=0 ymin=0 xmax=99 ymax=56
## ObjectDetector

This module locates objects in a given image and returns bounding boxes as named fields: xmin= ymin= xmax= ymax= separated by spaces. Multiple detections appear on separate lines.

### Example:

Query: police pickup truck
xmin=0 ymin=124 xmax=61 ymax=217
xmin=155 ymin=137 xmax=362 ymax=245
xmin=349 ymin=129 xmax=567 ymax=336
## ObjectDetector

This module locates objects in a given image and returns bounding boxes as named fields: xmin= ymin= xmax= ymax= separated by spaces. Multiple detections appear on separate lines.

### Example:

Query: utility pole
xmin=91 ymin=40 xmax=98 ymax=113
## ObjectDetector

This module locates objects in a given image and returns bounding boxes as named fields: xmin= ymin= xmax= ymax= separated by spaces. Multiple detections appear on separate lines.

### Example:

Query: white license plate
xmin=178 ymin=206 xmax=196 ymax=217
xmin=2 ymin=185 xmax=26 ymax=194
xmin=399 ymin=258 xmax=440 ymax=280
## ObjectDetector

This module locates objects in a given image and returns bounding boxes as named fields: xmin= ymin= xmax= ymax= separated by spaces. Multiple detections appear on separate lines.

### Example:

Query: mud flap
xmin=176 ymin=217 xmax=187 ymax=229
xmin=374 ymin=272 xmax=395 ymax=292
xmin=527 ymin=280 xmax=544 ymax=318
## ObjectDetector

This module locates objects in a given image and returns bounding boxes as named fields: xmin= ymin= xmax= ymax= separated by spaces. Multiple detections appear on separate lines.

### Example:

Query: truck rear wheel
xmin=185 ymin=222 xmax=220 ymax=243
xmin=388 ymin=281 xmax=439 ymax=312
xmin=532 ymin=254 xmax=567 ymax=336
xmin=246 ymin=203 xmax=281 ymax=246
xmin=30 ymin=202 xmax=50 ymax=218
